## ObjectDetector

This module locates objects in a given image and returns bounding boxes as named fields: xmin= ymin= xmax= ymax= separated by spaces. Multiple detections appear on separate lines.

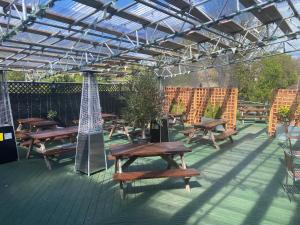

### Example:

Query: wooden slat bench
xmin=114 ymin=168 xmax=200 ymax=198
xmin=40 ymin=143 xmax=77 ymax=170
xmin=181 ymin=128 xmax=196 ymax=136
xmin=113 ymin=168 xmax=199 ymax=181
xmin=214 ymin=129 xmax=237 ymax=142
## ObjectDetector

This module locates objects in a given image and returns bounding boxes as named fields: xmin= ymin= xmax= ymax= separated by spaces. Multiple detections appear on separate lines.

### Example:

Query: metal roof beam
xmin=165 ymin=0 xmax=258 ymax=42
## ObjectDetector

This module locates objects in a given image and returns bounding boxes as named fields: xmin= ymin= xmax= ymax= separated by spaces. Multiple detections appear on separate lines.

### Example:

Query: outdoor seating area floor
xmin=1 ymin=123 xmax=300 ymax=225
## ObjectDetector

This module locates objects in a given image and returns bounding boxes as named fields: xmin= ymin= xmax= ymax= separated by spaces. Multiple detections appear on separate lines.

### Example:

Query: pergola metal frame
xmin=0 ymin=0 xmax=299 ymax=79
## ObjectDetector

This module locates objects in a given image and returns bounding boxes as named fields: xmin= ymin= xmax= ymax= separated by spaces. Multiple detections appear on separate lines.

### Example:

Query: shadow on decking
xmin=3 ymin=124 xmax=300 ymax=225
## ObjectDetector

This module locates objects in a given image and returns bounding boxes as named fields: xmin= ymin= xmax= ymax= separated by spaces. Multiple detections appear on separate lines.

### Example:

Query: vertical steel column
xmin=75 ymin=70 xmax=106 ymax=175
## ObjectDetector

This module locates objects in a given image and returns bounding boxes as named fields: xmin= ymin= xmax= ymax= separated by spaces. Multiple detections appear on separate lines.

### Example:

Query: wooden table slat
xmin=28 ymin=126 xmax=78 ymax=140
xmin=110 ymin=142 xmax=191 ymax=157
xmin=17 ymin=117 xmax=45 ymax=124
xmin=30 ymin=120 xmax=59 ymax=127
xmin=194 ymin=118 xmax=227 ymax=130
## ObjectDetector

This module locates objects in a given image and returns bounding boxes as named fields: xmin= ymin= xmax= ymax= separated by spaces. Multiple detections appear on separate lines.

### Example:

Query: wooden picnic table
xmin=168 ymin=113 xmax=186 ymax=128
xmin=239 ymin=106 xmax=268 ymax=123
xmin=30 ymin=120 xmax=59 ymax=131
xmin=17 ymin=117 xmax=45 ymax=131
xmin=101 ymin=113 xmax=117 ymax=120
xmin=108 ymin=119 xmax=134 ymax=141
xmin=182 ymin=118 xmax=237 ymax=149
xmin=109 ymin=141 xmax=200 ymax=198
xmin=26 ymin=126 xmax=78 ymax=170
xmin=72 ymin=113 xmax=118 ymax=126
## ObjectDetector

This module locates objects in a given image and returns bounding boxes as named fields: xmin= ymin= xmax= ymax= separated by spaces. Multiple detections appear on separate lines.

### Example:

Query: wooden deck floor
xmin=0 ymin=124 xmax=299 ymax=225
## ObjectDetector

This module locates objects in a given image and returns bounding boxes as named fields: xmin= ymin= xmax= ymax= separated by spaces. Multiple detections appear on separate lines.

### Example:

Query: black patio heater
xmin=0 ymin=70 xmax=18 ymax=163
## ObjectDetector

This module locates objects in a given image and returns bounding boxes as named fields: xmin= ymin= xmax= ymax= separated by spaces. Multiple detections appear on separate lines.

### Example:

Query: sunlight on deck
xmin=0 ymin=124 xmax=299 ymax=225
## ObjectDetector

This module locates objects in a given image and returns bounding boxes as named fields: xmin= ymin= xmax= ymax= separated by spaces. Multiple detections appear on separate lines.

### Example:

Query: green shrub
xmin=170 ymin=101 xmax=186 ymax=115
xmin=47 ymin=110 xmax=57 ymax=120
xmin=277 ymin=105 xmax=291 ymax=122
xmin=204 ymin=103 xmax=222 ymax=119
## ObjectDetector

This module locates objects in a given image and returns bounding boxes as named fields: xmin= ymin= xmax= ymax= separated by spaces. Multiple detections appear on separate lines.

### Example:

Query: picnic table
xmin=26 ymin=126 xmax=78 ymax=170
xmin=239 ymin=106 xmax=268 ymax=123
xmin=29 ymin=120 xmax=59 ymax=131
xmin=101 ymin=113 xmax=117 ymax=121
xmin=109 ymin=141 xmax=200 ymax=198
xmin=17 ymin=117 xmax=45 ymax=131
xmin=73 ymin=113 xmax=117 ymax=126
xmin=108 ymin=119 xmax=138 ymax=142
xmin=168 ymin=113 xmax=186 ymax=128
xmin=182 ymin=118 xmax=237 ymax=149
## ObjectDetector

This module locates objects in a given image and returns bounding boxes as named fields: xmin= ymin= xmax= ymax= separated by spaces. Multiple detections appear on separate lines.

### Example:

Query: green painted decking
xmin=0 ymin=124 xmax=299 ymax=225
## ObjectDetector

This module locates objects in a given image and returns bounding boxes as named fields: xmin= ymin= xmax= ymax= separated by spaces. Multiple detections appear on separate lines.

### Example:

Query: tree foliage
xmin=7 ymin=71 xmax=25 ymax=81
xmin=233 ymin=54 xmax=298 ymax=102
xmin=122 ymin=70 xmax=163 ymax=138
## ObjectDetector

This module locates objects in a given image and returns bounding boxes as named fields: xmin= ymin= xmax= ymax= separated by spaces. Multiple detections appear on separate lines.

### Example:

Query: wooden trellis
xmin=164 ymin=87 xmax=238 ymax=130
xmin=268 ymin=89 xmax=300 ymax=136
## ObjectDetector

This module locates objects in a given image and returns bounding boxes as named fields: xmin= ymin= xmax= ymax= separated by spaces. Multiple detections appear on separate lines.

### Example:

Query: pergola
xmin=1 ymin=0 xmax=300 ymax=174
xmin=0 ymin=0 xmax=297 ymax=79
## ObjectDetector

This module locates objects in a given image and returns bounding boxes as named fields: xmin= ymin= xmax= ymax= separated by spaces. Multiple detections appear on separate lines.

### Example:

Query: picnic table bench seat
xmin=20 ymin=139 xmax=40 ymax=147
xmin=38 ymin=143 xmax=77 ymax=170
xmin=15 ymin=130 xmax=30 ymax=140
xmin=43 ymin=143 xmax=76 ymax=156
xmin=181 ymin=128 xmax=196 ymax=136
xmin=113 ymin=168 xmax=200 ymax=181
xmin=214 ymin=129 xmax=237 ymax=141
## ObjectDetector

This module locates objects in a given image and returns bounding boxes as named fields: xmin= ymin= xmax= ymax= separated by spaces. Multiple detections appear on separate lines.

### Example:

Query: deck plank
xmin=0 ymin=124 xmax=299 ymax=225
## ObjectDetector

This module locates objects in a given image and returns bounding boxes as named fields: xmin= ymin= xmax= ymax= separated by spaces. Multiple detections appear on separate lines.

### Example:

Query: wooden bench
xmin=181 ymin=128 xmax=196 ymax=136
xmin=20 ymin=139 xmax=40 ymax=148
xmin=113 ymin=168 xmax=199 ymax=181
xmin=215 ymin=129 xmax=237 ymax=141
xmin=39 ymin=143 xmax=77 ymax=170
xmin=114 ymin=168 xmax=200 ymax=198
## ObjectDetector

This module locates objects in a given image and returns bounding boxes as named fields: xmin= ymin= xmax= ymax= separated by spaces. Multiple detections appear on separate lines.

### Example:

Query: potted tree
xmin=276 ymin=105 xmax=291 ymax=138
xmin=122 ymin=71 xmax=163 ymax=142
xmin=47 ymin=110 xmax=58 ymax=121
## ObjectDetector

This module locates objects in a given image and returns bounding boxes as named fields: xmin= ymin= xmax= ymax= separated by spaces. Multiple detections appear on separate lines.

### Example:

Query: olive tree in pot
xmin=122 ymin=71 xmax=163 ymax=141
xmin=276 ymin=105 xmax=291 ymax=136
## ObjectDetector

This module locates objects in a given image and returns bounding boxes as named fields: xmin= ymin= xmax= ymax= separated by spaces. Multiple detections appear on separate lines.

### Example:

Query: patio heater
xmin=0 ymin=70 xmax=18 ymax=163
xmin=75 ymin=70 xmax=106 ymax=175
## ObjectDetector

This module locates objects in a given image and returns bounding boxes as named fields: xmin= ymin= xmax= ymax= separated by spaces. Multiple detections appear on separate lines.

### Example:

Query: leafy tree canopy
xmin=233 ymin=54 xmax=298 ymax=103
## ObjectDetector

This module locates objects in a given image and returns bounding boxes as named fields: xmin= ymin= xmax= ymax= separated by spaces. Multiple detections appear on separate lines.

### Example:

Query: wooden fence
xmin=8 ymin=82 xmax=127 ymax=127
xmin=164 ymin=87 xmax=238 ymax=129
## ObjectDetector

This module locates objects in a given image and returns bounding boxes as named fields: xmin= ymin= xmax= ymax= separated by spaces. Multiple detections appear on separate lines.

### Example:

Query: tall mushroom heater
xmin=75 ymin=70 xmax=106 ymax=175
xmin=0 ymin=70 xmax=18 ymax=163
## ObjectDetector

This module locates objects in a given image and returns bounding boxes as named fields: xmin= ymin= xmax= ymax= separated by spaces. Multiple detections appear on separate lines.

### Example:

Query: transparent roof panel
xmin=0 ymin=0 xmax=297 ymax=71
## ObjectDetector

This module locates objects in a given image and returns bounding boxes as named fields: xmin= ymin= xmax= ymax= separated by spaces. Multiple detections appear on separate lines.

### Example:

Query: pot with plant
xmin=47 ymin=110 xmax=58 ymax=121
xmin=122 ymin=71 xmax=163 ymax=142
xmin=276 ymin=105 xmax=291 ymax=138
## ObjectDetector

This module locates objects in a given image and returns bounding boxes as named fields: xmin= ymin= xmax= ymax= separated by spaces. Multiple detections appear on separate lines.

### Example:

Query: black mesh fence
xmin=8 ymin=82 xmax=127 ymax=127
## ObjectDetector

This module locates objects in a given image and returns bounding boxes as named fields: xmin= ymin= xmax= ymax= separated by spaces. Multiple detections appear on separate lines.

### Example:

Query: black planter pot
xmin=136 ymin=136 xmax=149 ymax=144
xmin=150 ymin=119 xmax=169 ymax=143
